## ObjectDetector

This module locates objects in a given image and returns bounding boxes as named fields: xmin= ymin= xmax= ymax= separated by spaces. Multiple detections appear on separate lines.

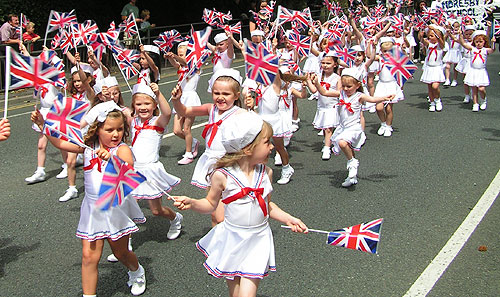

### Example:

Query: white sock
xmin=183 ymin=151 xmax=194 ymax=158
xmin=68 ymin=185 xmax=77 ymax=191
xmin=83 ymin=295 xmax=97 ymax=297
xmin=36 ymin=166 xmax=45 ymax=173
xmin=129 ymin=264 xmax=144 ymax=278
xmin=282 ymin=164 xmax=290 ymax=170
xmin=128 ymin=238 xmax=133 ymax=251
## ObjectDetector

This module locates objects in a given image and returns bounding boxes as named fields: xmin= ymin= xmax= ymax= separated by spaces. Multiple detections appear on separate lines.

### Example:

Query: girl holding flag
xmin=31 ymin=104 xmax=147 ymax=296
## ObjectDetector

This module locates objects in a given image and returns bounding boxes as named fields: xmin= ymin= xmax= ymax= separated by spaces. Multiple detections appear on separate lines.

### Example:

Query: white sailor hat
xmin=214 ymin=33 xmax=228 ymax=44
xmin=341 ymin=67 xmax=363 ymax=82
xmin=103 ymin=76 xmax=119 ymax=88
xmin=221 ymin=111 xmax=264 ymax=153
xmin=251 ymin=30 xmax=265 ymax=37
xmin=132 ymin=82 xmax=156 ymax=100
xmin=143 ymin=44 xmax=160 ymax=55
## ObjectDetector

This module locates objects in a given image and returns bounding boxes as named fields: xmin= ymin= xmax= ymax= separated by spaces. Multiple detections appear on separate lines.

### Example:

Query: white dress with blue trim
xmin=258 ymin=86 xmax=292 ymax=137
xmin=420 ymin=42 xmax=446 ymax=83
xmin=331 ymin=91 xmax=366 ymax=155
xmin=196 ymin=164 xmax=275 ymax=280
xmin=312 ymin=72 xmax=340 ymax=129
xmin=463 ymin=47 xmax=489 ymax=87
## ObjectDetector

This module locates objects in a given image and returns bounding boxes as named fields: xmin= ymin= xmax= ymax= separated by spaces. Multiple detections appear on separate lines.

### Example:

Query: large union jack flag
xmin=111 ymin=44 xmax=140 ymax=79
xmin=44 ymin=93 xmax=89 ymax=145
xmin=185 ymin=27 xmax=212 ymax=78
xmin=8 ymin=47 xmax=65 ymax=90
xmin=245 ymin=40 xmax=279 ymax=86
xmin=372 ymin=4 xmax=386 ymax=17
xmin=119 ymin=13 xmax=139 ymax=38
xmin=58 ymin=27 xmax=76 ymax=54
xmin=220 ymin=22 xmax=242 ymax=36
xmin=276 ymin=6 xmax=311 ymax=29
xmin=47 ymin=9 xmax=77 ymax=33
xmin=96 ymin=155 xmax=147 ymax=211
xmin=382 ymin=48 xmax=417 ymax=87
xmin=286 ymin=31 xmax=311 ymax=57
xmin=202 ymin=8 xmax=232 ymax=27
xmin=327 ymin=218 xmax=383 ymax=254
xmin=153 ymin=29 xmax=183 ymax=54
xmin=71 ymin=20 xmax=99 ymax=46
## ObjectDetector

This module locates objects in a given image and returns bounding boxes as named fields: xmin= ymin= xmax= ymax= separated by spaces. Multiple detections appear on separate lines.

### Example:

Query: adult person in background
xmin=1 ymin=14 xmax=21 ymax=50
xmin=413 ymin=0 xmax=428 ymax=63
xmin=121 ymin=0 xmax=141 ymax=22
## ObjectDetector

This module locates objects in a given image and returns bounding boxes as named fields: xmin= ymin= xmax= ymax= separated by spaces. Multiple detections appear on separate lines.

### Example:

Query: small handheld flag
xmin=245 ymin=40 xmax=279 ymax=86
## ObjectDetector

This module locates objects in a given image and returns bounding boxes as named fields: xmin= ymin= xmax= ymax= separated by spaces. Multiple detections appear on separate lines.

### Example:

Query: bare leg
xmin=324 ymin=127 xmax=333 ymax=147
xmin=108 ymin=235 xmax=139 ymax=271
xmin=385 ymin=103 xmax=393 ymax=126
xmin=183 ymin=116 xmax=195 ymax=153
xmin=37 ymin=134 xmax=48 ymax=167
xmin=227 ymin=276 xmax=260 ymax=297
xmin=148 ymin=198 xmax=176 ymax=220
xmin=338 ymin=140 xmax=354 ymax=160
xmin=273 ymin=137 xmax=289 ymax=166
xmin=81 ymin=239 xmax=105 ymax=295
xmin=67 ymin=152 xmax=77 ymax=186
xmin=376 ymin=102 xmax=386 ymax=122
xmin=367 ymin=72 xmax=375 ymax=96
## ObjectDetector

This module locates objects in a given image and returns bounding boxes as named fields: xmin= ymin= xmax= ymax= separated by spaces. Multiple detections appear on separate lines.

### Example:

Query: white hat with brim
xmin=143 ymin=44 xmax=160 ymax=55
xmin=379 ymin=36 xmax=395 ymax=44
xmin=341 ymin=67 xmax=363 ymax=82
xmin=93 ymin=79 xmax=103 ymax=94
xmin=71 ymin=63 xmax=94 ymax=74
xmin=103 ymin=76 xmax=119 ymax=88
xmin=221 ymin=111 xmax=264 ymax=153
xmin=429 ymin=24 xmax=446 ymax=36
xmin=214 ymin=33 xmax=228 ymax=44
xmin=132 ymin=82 xmax=157 ymax=100
xmin=85 ymin=101 xmax=122 ymax=123
xmin=251 ymin=30 xmax=265 ymax=37
xmin=351 ymin=45 xmax=363 ymax=52
xmin=464 ymin=25 xmax=476 ymax=31
xmin=211 ymin=68 xmax=242 ymax=86
xmin=471 ymin=30 xmax=487 ymax=40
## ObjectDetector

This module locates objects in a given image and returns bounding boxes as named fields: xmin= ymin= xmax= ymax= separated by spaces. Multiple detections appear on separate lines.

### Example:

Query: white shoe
xmin=374 ymin=75 xmax=379 ymax=81
xmin=429 ymin=102 xmax=436 ymax=112
xmin=435 ymin=99 xmax=443 ymax=112
xmin=472 ymin=104 xmax=479 ymax=112
xmin=284 ymin=136 xmax=291 ymax=147
xmin=167 ymin=213 xmax=183 ymax=240
xmin=463 ymin=95 xmax=470 ymax=104
xmin=450 ymin=80 xmax=457 ymax=87
xmin=25 ymin=170 xmax=46 ymax=184
xmin=277 ymin=165 xmax=294 ymax=185
xmin=347 ymin=158 xmax=359 ymax=178
xmin=308 ymin=93 xmax=317 ymax=100
xmin=76 ymin=154 xmax=84 ymax=166
xmin=377 ymin=123 xmax=386 ymax=136
xmin=59 ymin=187 xmax=78 ymax=202
xmin=321 ymin=146 xmax=331 ymax=160
xmin=107 ymin=254 xmax=119 ymax=262
xmin=342 ymin=176 xmax=358 ymax=187
xmin=317 ymin=129 xmax=324 ymax=136
xmin=443 ymin=79 xmax=450 ymax=86
xmin=274 ymin=152 xmax=282 ymax=166
xmin=291 ymin=123 xmax=299 ymax=132
xmin=56 ymin=164 xmax=68 ymax=179
xmin=479 ymin=99 xmax=487 ymax=110
xmin=128 ymin=265 xmax=146 ymax=296
xmin=383 ymin=126 xmax=393 ymax=137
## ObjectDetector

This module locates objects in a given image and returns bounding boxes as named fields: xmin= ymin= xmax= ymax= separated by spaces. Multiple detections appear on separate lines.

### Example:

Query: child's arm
xmin=170 ymin=84 xmax=212 ymax=117
xmin=225 ymin=31 xmax=235 ymax=59
xmin=359 ymin=93 xmax=395 ymax=104
xmin=151 ymin=83 xmax=172 ymax=127
xmin=313 ymin=74 xmax=340 ymax=97
xmin=305 ymin=73 xmax=318 ymax=93
xmin=77 ymin=64 xmax=95 ymax=99
xmin=374 ymin=22 xmax=391 ymax=41
xmin=31 ymin=110 xmax=84 ymax=154
xmin=65 ymin=51 xmax=77 ymax=65
xmin=174 ymin=170 xmax=225 ymax=213
xmin=365 ymin=40 xmax=376 ymax=69
xmin=139 ymin=44 xmax=160 ymax=82
xmin=227 ymin=30 xmax=242 ymax=51
xmin=88 ymin=49 xmax=110 ymax=77
xmin=290 ymin=85 xmax=306 ymax=99
xmin=207 ymin=42 xmax=216 ymax=52
xmin=452 ymin=31 xmax=472 ymax=51
xmin=115 ymin=144 xmax=134 ymax=166
xmin=487 ymin=36 xmax=496 ymax=54
xmin=349 ymin=14 xmax=364 ymax=42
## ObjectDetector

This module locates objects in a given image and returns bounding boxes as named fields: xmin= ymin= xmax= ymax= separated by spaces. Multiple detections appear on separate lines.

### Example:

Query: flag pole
xmin=280 ymin=225 xmax=329 ymax=234
xmin=142 ymin=178 xmax=177 ymax=201
xmin=44 ymin=124 xmax=93 ymax=150
xmin=132 ymin=14 xmax=142 ymax=45
xmin=43 ymin=11 xmax=53 ymax=48
xmin=111 ymin=53 xmax=134 ymax=93
xmin=4 ymin=47 xmax=11 ymax=119
xmin=20 ymin=13 xmax=23 ymax=43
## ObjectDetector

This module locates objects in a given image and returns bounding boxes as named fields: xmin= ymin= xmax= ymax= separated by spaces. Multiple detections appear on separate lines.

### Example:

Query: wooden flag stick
xmin=4 ymin=47 xmax=11 ymax=118
xmin=111 ymin=53 xmax=133 ymax=94
xmin=280 ymin=225 xmax=329 ymax=234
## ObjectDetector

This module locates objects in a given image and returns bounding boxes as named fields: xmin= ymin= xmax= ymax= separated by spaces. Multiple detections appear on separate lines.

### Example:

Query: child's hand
xmin=173 ymin=196 xmax=192 ymax=210
xmin=0 ymin=118 xmax=11 ymax=141
xmin=75 ymin=52 xmax=81 ymax=63
xmin=139 ymin=44 xmax=144 ymax=52
xmin=244 ymin=92 xmax=254 ymax=109
xmin=165 ymin=52 xmax=174 ymax=58
xmin=171 ymin=84 xmax=182 ymax=100
xmin=88 ymin=49 xmax=95 ymax=60
xmin=491 ymin=36 xmax=496 ymax=44
xmin=96 ymin=148 xmax=111 ymax=161
xmin=150 ymin=83 xmax=160 ymax=96
xmin=30 ymin=109 xmax=44 ymax=127
xmin=385 ymin=94 xmax=395 ymax=101
xmin=286 ymin=217 xmax=308 ymax=233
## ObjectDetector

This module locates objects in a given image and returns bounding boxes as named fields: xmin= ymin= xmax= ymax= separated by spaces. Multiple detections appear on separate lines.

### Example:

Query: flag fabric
xmin=259 ymin=0 xmax=275 ymax=18
xmin=185 ymin=27 xmax=212 ymax=78
xmin=245 ymin=40 xmax=279 ymax=86
xmin=119 ymin=13 xmax=139 ymax=38
xmin=72 ymin=20 xmax=99 ymax=46
xmin=111 ymin=45 xmax=140 ymax=79
xmin=372 ymin=4 xmax=386 ymax=17
xmin=276 ymin=6 xmax=311 ymax=29
xmin=47 ymin=10 xmax=77 ymax=33
xmin=202 ymin=8 xmax=232 ymax=26
xmin=286 ymin=31 xmax=311 ymax=57
xmin=494 ymin=19 xmax=500 ymax=36
xmin=326 ymin=218 xmax=383 ymax=254
xmin=58 ymin=27 xmax=75 ymax=54
xmin=334 ymin=47 xmax=357 ymax=67
xmin=382 ymin=48 xmax=417 ymax=87
xmin=153 ymin=29 xmax=183 ymax=53
xmin=8 ymin=47 xmax=65 ymax=90
xmin=387 ymin=13 xmax=404 ymax=33
xmin=21 ymin=14 xmax=30 ymax=29
xmin=44 ymin=93 xmax=89 ymax=145
xmin=222 ymin=22 xmax=242 ymax=36
xmin=50 ymin=30 xmax=63 ymax=50
xmin=95 ymin=155 xmax=147 ymax=211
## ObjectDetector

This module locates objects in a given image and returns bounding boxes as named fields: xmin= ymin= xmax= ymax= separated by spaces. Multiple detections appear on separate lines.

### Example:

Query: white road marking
xmin=403 ymin=169 xmax=500 ymax=297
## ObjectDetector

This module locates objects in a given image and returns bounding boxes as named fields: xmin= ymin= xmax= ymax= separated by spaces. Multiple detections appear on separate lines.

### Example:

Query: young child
xmin=207 ymin=32 xmax=235 ymax=92
xmin=31 ymin=107 xmax=147 ymax=296
xmin=443 ymin=19 xmax=462 ymax=87
xmin=419 ymin=24 xmax=447 ymax=112
xmin=315 ymin=68 xmax=395 ymax=187
xmin=171 ymin=68 xmax=252 ymax=225
xmin=129 ymin=82 xmax=183 ymax=238
xmin=455 ymin=25 xmax=476 ymax=103
xmin=134 ymin=44 xmax=161 ymax=84
xmin=66 ymin=49 xmax=109 ymax=82
xmin=173 ymin=111 xmax=308 ymax=297
xmin=453 ymin=30 xmax=496 ymax=111
xmin=305 ymin=52 xmax=341 ymax=160
xmin=166 ymin=41 xmax=201 ymax=165
xmin=22 ymin=22 xmax=40 ymax=51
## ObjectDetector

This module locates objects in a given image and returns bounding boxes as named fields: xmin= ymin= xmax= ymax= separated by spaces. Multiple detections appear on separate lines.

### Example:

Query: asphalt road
xmin=0 ymin=52 xmax=499 ymax=297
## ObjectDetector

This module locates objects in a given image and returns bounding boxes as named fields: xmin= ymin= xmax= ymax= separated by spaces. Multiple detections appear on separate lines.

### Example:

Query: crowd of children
xmin=15 ymin=1 xmax=498 ymax=296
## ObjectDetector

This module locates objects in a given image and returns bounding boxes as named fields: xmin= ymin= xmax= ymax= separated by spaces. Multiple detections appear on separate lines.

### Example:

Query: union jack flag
xmin=249 ymin=10 xmax=264 ymax=30
xmin=89 ymin=22 xmax=119 ymax=49
xmin=364 ymin=16 xmax=382 ymax=30
xmin=72 ymin=20 xmax=99 ymax=46
xmin=89 ymin=43 xmax=106 ymax=62
xmin=334 ymin=47 xmax=357 ymax=67
xmin=245 ymin=40 xmax=279 ymax=86
xmin=327 ymin=218 xmax=383 ymax=254
xmin=281 ymin=58 xmax=301 ymax=75
xmin=286 ymin=31 xmax=311 ymax=57
xmin=47 ymin=10 xmax=77 ymax=33
xmin=185 ymin=27 xmax=212 ymax=77
xmin=387 ymin=13 xmax=404 ymax=32
xmin=111 ymin=45 xmax=140 ymax=79
xmin=221 ymin=22 xmax=242 ymax=36
xmin=119 ymin=13 xmax=138 ymax=38
xmin=50 ymin=30 xmax=63 ymax=50
xmin=8 ymin=47 xmax=65 ymax=90
xmin=21 ymin=14 xmax=29 ymax=29
xmin=372 ymin=4 xmax=386 ymax=17
xmin=382 ymin=48 xmax=417 ymax=87
xmin=44 ymin=94 xmax=89 ymax=145
xmin=276 ymin=6 xmax=311 ymax=29
xmin=153 ymin=29 xmax=183 ymax=53
xmin=202 ymin=8 xmax=232 ymax=26
xmin=37 ymin=49 xmax=65 ymax=73
xmin=413 ymin=16 xmax=427 ymax=30
xmin=259 ymin=0 xmax=275 ymax=18
xmin=58 ymin=27 xmax=76 ymax=54
xmin=420 ymin=7 xmax=437 ymax=21
xmin=494 ymin=19 xmax=500 ymax=36
xmin=96 ymin=155 xmax=147 ymax=211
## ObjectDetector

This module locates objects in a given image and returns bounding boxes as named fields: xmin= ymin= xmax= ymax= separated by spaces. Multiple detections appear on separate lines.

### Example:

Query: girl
xmin=171 ymin=68 xmax=252 ymax=225
xmin=129 ymin=82 xmax=183 ymax=239
xmin=453 ymin=30 xmax=496 ymax=111
xmin=419 ymin=24 xmax=447 ymax=112
xmin=443 ymin=19 xmax=462 ymax=87
xmin=305 ymin=52 xmax=341 ymax=160
xmin=133 ymin=44 xmax=161 ymax=84
xmin=66 ymin=49 xmax=109 ymax=82
xmin=173 ymin=111 xmax=308 ymax=297
xmin=314 ymin=68 xmax=395 ymax=187
xmin=31 ymin=107 xmax=146 ymax=296
xmin=207 ymin=32 xmax=235 ymax=93
xmin=166 ymin=42 xmax=201 ymax=165
xmin=454 ymin=25 xmax=476 ymax=103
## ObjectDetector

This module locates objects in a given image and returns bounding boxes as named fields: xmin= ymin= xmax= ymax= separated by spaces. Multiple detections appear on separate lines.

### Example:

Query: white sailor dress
xmin=420 ymin=42 xmax=446 ymax=83
xmin=130 ymin=116 xmax=181 ymax=199
xmin=76 ymin=143 xmax=146 ymax=241
xmin=374 ymin=60 xmax=405 ymax=103
xmin=331 ymin=91 xmax=366 ymax=155
xmin=303 ymin=42 xmax=321 ymax=74
xmin=207 ymin=49 xmax=234 ymax=93
xmin=137 ymin=68 xmax=160 ymax=84
xmin=463 ymin=47 xmax=489 ymax=87
xmin=455 ymin=42 xmax=471 ymax=74
xmin=443 ymin=37 xmax=462 ymax=64
xmin=176 ymin=67 xmax=201 ymax=112
xmin=191 ymin=105 xmax=241 ymax=189
xmin=196 ymin=164 xmax=275 ymax=280
xmin=258 ymin=86 xmax=292 ymax=137
xmin=312 ymin=72 xmax=340 ymax=129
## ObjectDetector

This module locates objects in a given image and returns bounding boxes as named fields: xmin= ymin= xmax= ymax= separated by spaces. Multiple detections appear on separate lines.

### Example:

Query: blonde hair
xmin=341 ymin=75 xmax=363 ymax=93
xmin=380 ymin=42 xmax=394 ymax=52
xmin=84 ymin=110 xmax=130 ymax=146
xmin=131 ymin=93 xmax=159 ymax=116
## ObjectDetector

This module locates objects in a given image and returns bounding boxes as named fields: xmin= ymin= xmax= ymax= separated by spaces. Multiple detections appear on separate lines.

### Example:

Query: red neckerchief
xmin=280 ymin=91 xmax=290 ymax=108
xmin=39 ymin=86 xmax=48 ymax=98
xmin=83 ymin=146 xmax=110 ymax=172
xmin=212 ymin=53 xmax=221 ymax=65
xmin=250 ymin=87 xmax=263 ymax=107
xmin=320 ymin=81 xmax=331 ymax=90
xmin=137 ymin=71 xmax=149 ymax=84
xmin=338 ymin=98 xmax=354 ymax=113
xmin=131 ymin=118 xmax=165 ymax=146
xmin=72 ymin=92 xmax=85 ymax=101
xmin=427 ymin=45 xmax=438 ymax=62
xmin=472 ymin=50 xmax=485 ymax=64
xmin=202 ymin=119 xmax=223 ymax=148
xmin=222 ymin=187 xmax=267 ymax=216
